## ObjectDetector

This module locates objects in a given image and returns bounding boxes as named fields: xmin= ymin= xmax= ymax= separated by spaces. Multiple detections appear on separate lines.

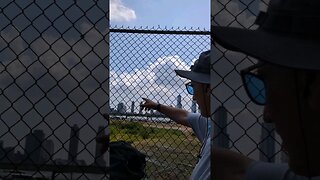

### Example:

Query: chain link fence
xmin=0 ymin=0 xmax=109 ymax=179
xmin=211 ymin=0 xmax=288 ymax=165
xmin=109 ymin=27 xmax=210 ymax=179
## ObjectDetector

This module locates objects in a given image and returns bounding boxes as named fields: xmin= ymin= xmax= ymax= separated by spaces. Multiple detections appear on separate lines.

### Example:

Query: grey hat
xmin=175 ymin=50 xmax=210 ymax=84
xmin=212 ymin=0 xmax=320 ymax=71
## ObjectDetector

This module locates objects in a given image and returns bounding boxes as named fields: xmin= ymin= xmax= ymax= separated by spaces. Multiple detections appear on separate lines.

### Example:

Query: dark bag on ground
xmin=110 ymin=141 xmax=146 ymax=180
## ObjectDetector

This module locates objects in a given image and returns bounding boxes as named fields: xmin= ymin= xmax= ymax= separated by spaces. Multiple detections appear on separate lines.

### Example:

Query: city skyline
xmin=0 ymin=125 xmax=107 ymax=166
xmin=110 ymin=94 xmax=198 ymax=115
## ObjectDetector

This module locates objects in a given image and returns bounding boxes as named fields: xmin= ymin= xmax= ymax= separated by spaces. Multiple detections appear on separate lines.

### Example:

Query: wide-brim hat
xmin=175 ymin=50 xmax=210 ymax=84
xmin=212 ymin=0 xmax=320 ymax=71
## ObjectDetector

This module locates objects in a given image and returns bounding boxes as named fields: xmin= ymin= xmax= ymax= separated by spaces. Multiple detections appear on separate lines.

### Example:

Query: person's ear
xmin=308 ymin=75 xmax=320 ymax=111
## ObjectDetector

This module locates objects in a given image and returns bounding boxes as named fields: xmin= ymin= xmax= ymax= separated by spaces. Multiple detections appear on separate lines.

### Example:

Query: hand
xmin=140 ymin=98 xmax=158 ymax=111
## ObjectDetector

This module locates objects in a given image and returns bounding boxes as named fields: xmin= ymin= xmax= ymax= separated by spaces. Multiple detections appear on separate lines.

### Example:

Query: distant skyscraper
xmin=213 ymin=106 xmax=229 ymax=148
xmin=139 ymin=102 xmax=143 ymax=114
xmin=259 ymin=122 xmax=275 ymax=162
xmin=176 ymin=95 xmax=182 ymax=109
xmin=42 ymin=139 xmax=54 ymax=164
xmin=131 ymin=101 xmax=135 ymax=114
xmin=95 ymin=126 xmax=106 ymax=166
xmin=25 ymin=130 xmax=45 ymax=164
xmin=117 ymin=102 xmax=126 ymax=114
xmin=191 ymin=101 xmax=197 ymax=113
xmin=68 ymin=124 xmax=79 ymax=164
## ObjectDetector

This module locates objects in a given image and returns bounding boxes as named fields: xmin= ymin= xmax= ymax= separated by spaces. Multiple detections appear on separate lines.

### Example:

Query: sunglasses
xmin=185 ymin=82 xmax=194 ymax=95
xmin=240 ymin=63 xmax=266 ymax=105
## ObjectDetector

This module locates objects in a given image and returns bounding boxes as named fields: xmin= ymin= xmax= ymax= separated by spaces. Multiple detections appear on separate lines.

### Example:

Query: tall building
xmin=42 ymin=139 xmax=54 ymax=164
xmin=117 ymin=102 xmax=126 ymax=114
xmin=25 ymin=130 xmax=45 ymax=164
xmin=94 ymin=126 xmax=107 ymax=166
xmin=131 ymin=101 xmax=135 ymax=114
xmin=68 ymin=124 xmax=79 ymax=164
xmin=213 ymin=106 xmax=229 ymax=148
xmin=191 ymin=101 xmax=197 ymax=113
xmin=176 ymin=94 xmax=182 ymax=109
xmin=139 ymin=102 xmax=143 ymax=114
xmin=259 ymin=122 xmax=275 ymax=162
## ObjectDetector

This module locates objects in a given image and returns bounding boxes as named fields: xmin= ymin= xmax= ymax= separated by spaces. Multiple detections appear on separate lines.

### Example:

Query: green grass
xmin=110 ymin=119 xmax=201 ymax=180
xmin=110 ymin=120 xmax=185 ymax=142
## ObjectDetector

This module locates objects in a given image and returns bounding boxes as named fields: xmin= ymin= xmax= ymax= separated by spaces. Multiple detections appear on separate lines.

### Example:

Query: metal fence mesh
xmin=109 ymin=27 xmax=210 ymax=180
xmin=211 ymin=0 xmax=288 ymax=165
xmin=0 ymin=0 xmax=109 ymax=179
xmin=0 ymin=0 xmax=290 ymax=179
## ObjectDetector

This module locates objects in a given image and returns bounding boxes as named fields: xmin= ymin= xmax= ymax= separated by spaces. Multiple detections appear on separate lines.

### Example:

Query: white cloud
xmin=212 ymin=0 xmax=258 ymax=28
xmin=110 ymin=0 xmax=137 ymax=22
xmin=110 ymin=55 xmax=194 ymax=112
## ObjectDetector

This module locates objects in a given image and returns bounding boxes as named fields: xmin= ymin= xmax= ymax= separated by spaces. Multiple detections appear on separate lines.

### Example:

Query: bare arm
xmin=212 ymin=147 xmax=253 ymax=180
xmin=140 ymin=98 xmax=190 ymax=127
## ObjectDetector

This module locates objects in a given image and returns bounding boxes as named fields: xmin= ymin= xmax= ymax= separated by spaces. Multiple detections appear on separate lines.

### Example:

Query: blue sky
xmin=109 ymin=0 xmax=210 ymax=112
xmin=110 ymin=0 xmax=210 ymax=29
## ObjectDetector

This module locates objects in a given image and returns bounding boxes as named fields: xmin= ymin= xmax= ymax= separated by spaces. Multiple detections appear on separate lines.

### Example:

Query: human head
xmin=212 ymin=0 xmax=320 ymax=176
xmin=175 ymin=50 xmax=211 ymax=117
xmin=243 ymin=63 xmax=320 ymax=176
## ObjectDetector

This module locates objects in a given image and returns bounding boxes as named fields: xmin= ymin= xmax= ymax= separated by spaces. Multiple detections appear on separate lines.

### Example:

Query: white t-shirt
xmin=246 ymin=161 xmax=320 ymax=180
xmin=187 ymin=113 xmax=211 ymax=180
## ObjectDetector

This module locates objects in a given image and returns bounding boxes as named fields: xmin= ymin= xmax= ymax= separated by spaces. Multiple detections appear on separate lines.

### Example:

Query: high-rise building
xmin=259 ymin=122 xmax=275 ymax=162
xmin=42 ymin=139 xmax=54 ymax=164
xmin=68 ymin=124 xmax=79 ymax=164
xmin=139 ymin=102 xmax=143 ymax=114
xmin=213 ymin=106 xmax=229 ymax=148
xmin=94 ymin=126 xmax=106 ymax=166
xmin=176 ymin=95 xmax=182 ymax=109
xmin=25 ymin=130 xmax=45 ymax=164
xmin=191 ymin=101 xmax=197 ymax=113
xmin=117 ymin=102 xmax=126 ymax=114
xmin=131 ymin=101 xmax=135 ymax=114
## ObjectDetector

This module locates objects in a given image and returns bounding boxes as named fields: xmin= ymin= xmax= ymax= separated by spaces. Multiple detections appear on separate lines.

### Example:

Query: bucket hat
xmin=175 ymin=50 xmax=210 ymax=84
xmin=212 ymin=0 xmax=320 ymax=70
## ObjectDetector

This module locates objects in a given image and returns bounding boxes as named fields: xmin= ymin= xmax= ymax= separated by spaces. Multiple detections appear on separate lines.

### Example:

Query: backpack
xmin=110 ymin=141 xmax=146 ymax=180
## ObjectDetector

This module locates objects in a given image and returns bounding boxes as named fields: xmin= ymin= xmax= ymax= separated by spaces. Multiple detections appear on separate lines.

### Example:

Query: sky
xmin=0 ymin=0 xmax=108 ymax=165
xmin=110 ymin=0 xmax=210 ymax=29
xmin=109 ymin=0 xmax=211 ymax=112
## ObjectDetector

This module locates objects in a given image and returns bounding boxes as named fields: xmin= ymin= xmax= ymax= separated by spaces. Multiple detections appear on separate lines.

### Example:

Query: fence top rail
xmin=110 ymin=28 xmax=210 ymax=35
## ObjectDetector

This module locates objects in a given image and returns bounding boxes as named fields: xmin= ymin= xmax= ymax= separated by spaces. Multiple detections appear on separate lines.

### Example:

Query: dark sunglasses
xmin=240 ymin=63 xmax=266 ymax=105
xmin=185 ymin=82 xmax=194 ymax=95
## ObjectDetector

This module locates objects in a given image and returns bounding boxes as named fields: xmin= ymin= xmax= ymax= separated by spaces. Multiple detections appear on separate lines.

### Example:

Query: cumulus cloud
xmin=110 ymin=55 xmax=195 ymax=112
xmin=110 ymin=0 xmax=137 ymax=22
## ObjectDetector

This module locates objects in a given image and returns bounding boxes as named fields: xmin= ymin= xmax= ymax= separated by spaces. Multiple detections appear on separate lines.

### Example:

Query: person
xmin=212 ymin=0 xmax=320 ymax=179
xmin=140 ymin=50 xmax=211 ymax=180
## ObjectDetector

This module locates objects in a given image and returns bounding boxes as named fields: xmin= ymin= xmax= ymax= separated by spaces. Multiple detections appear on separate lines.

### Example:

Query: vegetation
xmin=109 ymin=119 xmax=201 ymax=180
xmin=110 ymin=120 xmax=184 ymax=142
